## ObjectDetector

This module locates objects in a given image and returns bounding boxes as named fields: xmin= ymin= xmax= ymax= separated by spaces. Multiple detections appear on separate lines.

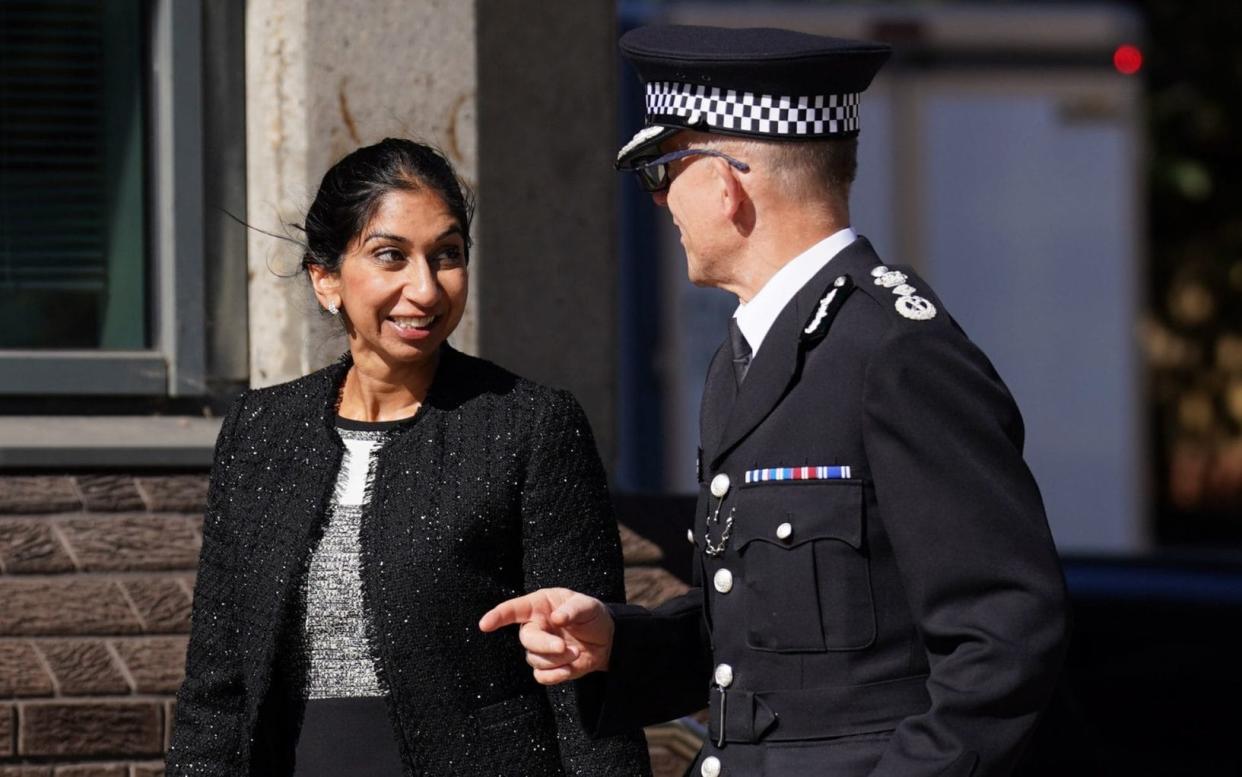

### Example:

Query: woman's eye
xmin=435 ymin=247 xmax=464 ymax=266
xmin=375 ymin=248 xmax=405 ymax=263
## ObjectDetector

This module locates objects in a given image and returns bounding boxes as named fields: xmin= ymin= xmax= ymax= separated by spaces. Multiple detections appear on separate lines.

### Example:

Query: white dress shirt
xmin=734 ymin=227 xmax=857 ymax=358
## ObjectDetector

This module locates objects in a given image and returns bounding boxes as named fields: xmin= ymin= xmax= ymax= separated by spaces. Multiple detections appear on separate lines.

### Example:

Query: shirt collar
xmin=734 ymin=227 xmax=857 ymax=357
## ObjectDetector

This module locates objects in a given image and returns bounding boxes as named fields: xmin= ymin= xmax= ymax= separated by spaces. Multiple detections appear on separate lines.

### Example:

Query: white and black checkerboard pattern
xmin=645 ymin=81 xmax=860 ymax=136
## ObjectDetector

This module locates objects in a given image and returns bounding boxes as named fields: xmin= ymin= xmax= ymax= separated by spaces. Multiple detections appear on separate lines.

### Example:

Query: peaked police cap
xmin=616 ymin=25 xmax=890 ymax=169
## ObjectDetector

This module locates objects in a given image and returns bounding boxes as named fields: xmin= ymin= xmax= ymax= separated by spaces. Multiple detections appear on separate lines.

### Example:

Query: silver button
xmin=776 ymin=522 xmax=793 ymax=541
xmin=700 ymin=756 xmax=721 ymax=777
xmin=834 ymin=275 xmax=848 ymax=287
xmin=713 ymin=568 xmax=734 ymax=594
xmin=686 ymin=528 xmax=695 ymax=544
xmin=714 ymin=663 xmax=734 ymax=688
xmin=710 ymin=473 xmax=731 ymax=498
xmin=871 ymin=266 xmax=889 ymax=277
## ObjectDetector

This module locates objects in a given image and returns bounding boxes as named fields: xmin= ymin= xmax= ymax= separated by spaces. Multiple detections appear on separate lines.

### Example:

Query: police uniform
xmin=576 ymin=26 xmax=1069 ymax=777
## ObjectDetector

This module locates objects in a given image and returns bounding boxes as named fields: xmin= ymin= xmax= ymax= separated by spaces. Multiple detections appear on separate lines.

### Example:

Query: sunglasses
xmin=631 ymin=148 xmax=751 ymax=193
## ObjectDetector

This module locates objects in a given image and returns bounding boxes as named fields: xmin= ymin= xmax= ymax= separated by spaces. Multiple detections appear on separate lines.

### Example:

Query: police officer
xmin=481 ymin=24 xmax=1068 ymax=777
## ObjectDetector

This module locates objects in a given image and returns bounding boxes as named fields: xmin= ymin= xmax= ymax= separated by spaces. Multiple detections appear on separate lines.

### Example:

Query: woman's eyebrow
xmin=363 ymin=231 xmax=407 ymax=244
xmin=436 ymin=225 xmax=463 ymax=241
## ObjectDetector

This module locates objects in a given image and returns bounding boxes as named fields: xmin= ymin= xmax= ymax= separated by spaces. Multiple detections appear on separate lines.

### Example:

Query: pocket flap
xmin=475 ymin=692 xmax=544 ymax=729
xmin=734 ymin=481 xmax=864 ymax=550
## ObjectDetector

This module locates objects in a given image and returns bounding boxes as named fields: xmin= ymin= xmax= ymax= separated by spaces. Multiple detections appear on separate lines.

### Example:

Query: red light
xmin=1113 ymin=44 xmax=1142 ymax=75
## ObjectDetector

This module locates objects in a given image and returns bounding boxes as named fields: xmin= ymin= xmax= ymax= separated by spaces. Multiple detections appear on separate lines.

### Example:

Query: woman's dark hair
xmin=301 ymin=138 xmax=474 ymax=272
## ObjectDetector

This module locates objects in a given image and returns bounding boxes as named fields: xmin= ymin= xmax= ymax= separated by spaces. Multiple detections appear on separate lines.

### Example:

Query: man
xmin=481 ymin=24 xmax=1068 ymax=777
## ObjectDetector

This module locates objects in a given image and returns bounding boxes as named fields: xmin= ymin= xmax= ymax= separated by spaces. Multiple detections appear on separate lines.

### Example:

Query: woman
xmin=167 ymin=139 xmax=651 ymax=776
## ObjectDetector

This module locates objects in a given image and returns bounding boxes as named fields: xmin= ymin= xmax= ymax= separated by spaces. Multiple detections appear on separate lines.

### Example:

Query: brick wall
xmin=0 ymin=475 xmax=698 ymax=777
xmin=1 ymin=475 xmax=206 ymax=776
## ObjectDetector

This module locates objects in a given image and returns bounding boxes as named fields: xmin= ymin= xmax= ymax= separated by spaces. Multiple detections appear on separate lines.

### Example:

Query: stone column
xmin=246 ymin=0 xmax=479 ymax=384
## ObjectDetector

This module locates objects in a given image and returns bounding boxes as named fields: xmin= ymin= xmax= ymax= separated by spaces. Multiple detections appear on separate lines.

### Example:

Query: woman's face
xmin=310 ymin=188 xmax=468 ymax=370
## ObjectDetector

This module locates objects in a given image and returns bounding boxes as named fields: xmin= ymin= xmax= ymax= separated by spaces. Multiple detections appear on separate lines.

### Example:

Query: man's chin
xmin=686 ymin=261 xmax=717 ymax=289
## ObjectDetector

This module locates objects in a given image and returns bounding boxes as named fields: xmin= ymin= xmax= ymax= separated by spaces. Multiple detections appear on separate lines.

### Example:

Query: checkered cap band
xmin=645 ymin=81 xmax=860 ymax=136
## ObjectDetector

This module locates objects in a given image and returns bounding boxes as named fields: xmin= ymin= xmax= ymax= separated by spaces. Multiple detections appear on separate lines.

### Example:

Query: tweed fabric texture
xmin=291 ymin=425 xmax=392 ymax=700
xmin=166 ymin=347 xmax=651 ymax=776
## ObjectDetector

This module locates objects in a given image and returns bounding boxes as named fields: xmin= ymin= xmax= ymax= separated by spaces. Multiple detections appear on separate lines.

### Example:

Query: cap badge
xmin=617 ymin=124 xmax=667 ymax=163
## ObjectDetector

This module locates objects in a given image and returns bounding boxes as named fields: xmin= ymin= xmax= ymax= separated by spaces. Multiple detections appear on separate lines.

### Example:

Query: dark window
xmin=0 ymin=0 xmax=146 ymax=349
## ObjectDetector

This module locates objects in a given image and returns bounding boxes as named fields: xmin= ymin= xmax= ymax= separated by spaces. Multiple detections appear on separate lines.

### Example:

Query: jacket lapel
xmin=258 ymin=358 xmax=348 ymax=648
xmin=276 ymin=356 xmax=349 ymax=539
xmin=709 ymin=237 xmax=883 ymax=467
xmin=700 ymin=340 xmax=736 ymax=462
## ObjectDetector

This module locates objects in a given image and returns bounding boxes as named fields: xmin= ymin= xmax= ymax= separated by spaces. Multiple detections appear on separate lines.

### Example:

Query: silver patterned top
xmin=296 ymin=424 xmax=393 ymax=699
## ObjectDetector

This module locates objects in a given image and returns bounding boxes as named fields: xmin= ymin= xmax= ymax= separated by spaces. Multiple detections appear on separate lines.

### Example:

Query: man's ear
xmin=307 ymin=263 xmax=342 ymax=310
xmin=713 ymin=158 xmax=753 ymax=235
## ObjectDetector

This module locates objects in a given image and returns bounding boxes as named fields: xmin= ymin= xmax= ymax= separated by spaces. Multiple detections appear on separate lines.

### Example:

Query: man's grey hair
xmin=697 ymin=134 xmax=858 ymax=206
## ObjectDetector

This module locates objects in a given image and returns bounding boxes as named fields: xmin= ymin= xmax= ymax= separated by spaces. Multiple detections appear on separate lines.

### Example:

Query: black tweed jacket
xmin=166 ymin=347 xmax=651 ymax=776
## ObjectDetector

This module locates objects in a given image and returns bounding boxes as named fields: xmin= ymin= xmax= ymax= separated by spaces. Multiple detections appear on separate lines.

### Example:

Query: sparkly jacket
xmin=166 ymin=347 xmax=651 ymax=777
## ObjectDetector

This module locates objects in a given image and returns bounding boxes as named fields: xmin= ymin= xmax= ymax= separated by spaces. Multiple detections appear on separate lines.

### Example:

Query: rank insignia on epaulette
xmin=872 ymin=265 xmax=937 ymax=321
xmin=801 ymin=275 xmax=855 ymax=344
xmin=896 ymin=294 xmax=936 ymax=320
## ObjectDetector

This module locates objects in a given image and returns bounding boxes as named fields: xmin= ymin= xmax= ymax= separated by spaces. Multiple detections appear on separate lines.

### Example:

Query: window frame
xmin=0 ymin=0 xmax=207 ymax=397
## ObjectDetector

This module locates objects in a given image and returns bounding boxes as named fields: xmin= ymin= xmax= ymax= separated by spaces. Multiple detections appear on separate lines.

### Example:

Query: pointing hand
xmin=479 ymin=588 xmax=614 ymax=684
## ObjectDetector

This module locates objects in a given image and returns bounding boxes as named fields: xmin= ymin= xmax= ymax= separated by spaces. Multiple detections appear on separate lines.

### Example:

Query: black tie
xmin=729 ymin=317 xmax=751 ymax=386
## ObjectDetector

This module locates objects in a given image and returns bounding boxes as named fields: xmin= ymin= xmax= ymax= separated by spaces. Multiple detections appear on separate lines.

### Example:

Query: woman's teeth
xmin=391 ymin=315 xmax=436 ymax=329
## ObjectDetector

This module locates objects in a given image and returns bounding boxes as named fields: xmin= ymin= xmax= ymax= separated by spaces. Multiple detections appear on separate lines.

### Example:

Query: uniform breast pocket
xmin=735 ymin=482 xmax=876 ymax=652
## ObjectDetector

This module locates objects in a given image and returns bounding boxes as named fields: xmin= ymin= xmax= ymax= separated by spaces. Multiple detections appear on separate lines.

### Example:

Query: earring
xmin=327 ymin=301 xmax=339 ymax=316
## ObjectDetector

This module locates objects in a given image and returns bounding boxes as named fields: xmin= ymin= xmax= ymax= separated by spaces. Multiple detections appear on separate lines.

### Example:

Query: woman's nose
xmin=402 ymin=259 xmax=441 ymax=306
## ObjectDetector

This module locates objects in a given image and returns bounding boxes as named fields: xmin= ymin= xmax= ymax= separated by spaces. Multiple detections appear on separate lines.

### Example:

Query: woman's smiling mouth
xmin=386 ymin=315 xmax=440 ymax=341
xmin=389 ymin=314 xmax=437 ymax=331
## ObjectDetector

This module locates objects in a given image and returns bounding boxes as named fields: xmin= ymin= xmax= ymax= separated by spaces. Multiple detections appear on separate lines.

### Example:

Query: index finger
xmin=478 ymin=592 xmax=543 ymax=632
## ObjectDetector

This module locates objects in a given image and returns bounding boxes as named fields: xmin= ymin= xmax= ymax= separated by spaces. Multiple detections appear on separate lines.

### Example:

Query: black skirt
xmin=293 ymin=697 xmax=405 ymax=776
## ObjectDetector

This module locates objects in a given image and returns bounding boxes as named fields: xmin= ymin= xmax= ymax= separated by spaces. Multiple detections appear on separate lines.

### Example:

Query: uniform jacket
xmin=578 ymin=238 xmax=1069 ymax=777
xmin=166 ymin=347 xmax=651 ymax=777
